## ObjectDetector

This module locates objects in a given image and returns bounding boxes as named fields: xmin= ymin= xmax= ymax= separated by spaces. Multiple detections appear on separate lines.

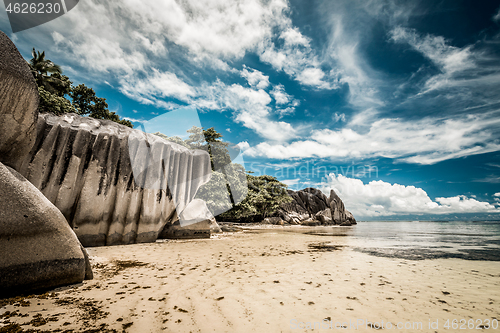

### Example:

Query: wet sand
xmin=1 ymin=227 xmax=499 ymax=332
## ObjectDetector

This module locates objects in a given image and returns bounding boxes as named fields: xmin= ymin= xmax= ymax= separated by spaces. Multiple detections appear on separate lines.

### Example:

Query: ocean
xmin=286 ymin=221 xmax=500 ymax=261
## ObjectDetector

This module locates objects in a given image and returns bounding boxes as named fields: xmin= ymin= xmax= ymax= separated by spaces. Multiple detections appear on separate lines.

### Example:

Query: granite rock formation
xmin=0 ymin=31 xmax=92 ymax=295
xmin=19 ymin=113 xmax=214 ymax=246
xmin=278 ymin=188 xmax=356 ymax=226
xmin=159 ymin=199 xmax=220 ymax=239
xmin=0 ymin=163 xmax=91 ymax=295
xmin=0 ymin=31 xmax=39 ymax=171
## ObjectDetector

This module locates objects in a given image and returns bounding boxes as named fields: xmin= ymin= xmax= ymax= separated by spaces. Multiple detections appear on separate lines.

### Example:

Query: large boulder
xmin=278 ymin=188 xmax=356 ymax=226
xmin=328 ymin=189 xmax=356 ymax=225
xmin=314 ymin=209 xmax=333 ymax=225
xmin=0 ymin=31 xmax=39 ymax=171
xmin=158 ymin=198 xmax=220 ymax=238
xmin=0 ymin=162 xmax=90 ymax=296
xmin=18 ymin=113 xmax=212 ymax=246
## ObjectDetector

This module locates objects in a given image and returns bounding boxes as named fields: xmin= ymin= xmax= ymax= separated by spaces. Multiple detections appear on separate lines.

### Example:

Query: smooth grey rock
xmin=329 ymin=189 xmax=356 ymax=225
xmin=80 ymin=245 xmax=93 ymax=280
xmin=0 ymin=162 xmax=87 ymax=296
xmin=175 ymin=198 xmax=221 ymax=234
xmin=19 ymin=113 xmax=212 ymax=246
xmin=0 ymin=31 xmax=39 ymax=171
xmin=209 ymin=218 xmax=222 ymax=233
xmin=178 ymin=198 xmax=216 ymax=227
xmin=345 ymin=210 xmax=357 ymax=225
xmin=302 ymin=218 xmax=320 ymax=226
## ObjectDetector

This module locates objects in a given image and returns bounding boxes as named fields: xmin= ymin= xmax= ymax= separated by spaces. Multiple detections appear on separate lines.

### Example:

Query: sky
xmin=2 ymin=0 xmax=500 ymax=220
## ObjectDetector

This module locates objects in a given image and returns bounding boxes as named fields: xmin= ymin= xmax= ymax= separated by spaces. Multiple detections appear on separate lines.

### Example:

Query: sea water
xmin=290 ymin=221 xmax=500 ymax=261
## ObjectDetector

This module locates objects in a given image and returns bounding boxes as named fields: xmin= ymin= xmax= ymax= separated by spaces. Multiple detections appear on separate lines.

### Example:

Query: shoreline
xmin=1 ymin=228 xmax=499 ymax=332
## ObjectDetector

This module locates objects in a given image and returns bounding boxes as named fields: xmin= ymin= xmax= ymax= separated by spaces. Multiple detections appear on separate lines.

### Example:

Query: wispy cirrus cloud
xmin=242 ymin=110 xmax=500 ymax=164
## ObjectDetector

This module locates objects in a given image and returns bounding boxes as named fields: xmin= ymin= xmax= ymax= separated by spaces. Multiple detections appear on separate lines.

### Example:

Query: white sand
xmin=1 ymin=228 xmax=499 ymax=332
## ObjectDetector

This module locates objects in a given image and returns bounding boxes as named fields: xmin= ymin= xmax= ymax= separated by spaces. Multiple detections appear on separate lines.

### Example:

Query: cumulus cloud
xmin=243 ymin=111 xmax=500 ymax=164
xmin=259 ymin=27 xmax=337 ymax=89
xmin=225 ymin=84 xmax=297 ymax=142
xmin=119 ymin=69 xmax=195 ymax=105
xmin=320 ymin=174 xmax=500 ymax=217
xmin=50 ymin=0 xmax=291 ymax=72
xmin=270 ymin=84 xmax=290 ymax=105
xmin=240 ymin=67 xmax=270 ymax=89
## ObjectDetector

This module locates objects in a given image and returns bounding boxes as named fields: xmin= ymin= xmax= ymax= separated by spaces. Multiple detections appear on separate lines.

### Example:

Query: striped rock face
xmin=19 ymin=113 xmax=212 ymax=246
xmin=0 ymin=30 xmax=39 ymax=171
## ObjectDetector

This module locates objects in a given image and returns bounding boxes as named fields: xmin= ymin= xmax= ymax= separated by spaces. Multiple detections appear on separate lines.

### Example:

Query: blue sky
xmin=2 ymin=0 xmax=500 ymax=220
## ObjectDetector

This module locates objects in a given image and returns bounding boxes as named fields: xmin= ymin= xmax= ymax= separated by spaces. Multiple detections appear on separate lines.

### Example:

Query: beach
xmin=1 ymin=226 xmax=499 ymax=333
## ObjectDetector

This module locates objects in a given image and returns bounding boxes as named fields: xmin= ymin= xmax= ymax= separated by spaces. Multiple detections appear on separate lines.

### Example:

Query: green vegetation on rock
xmin=154 ymin=127 xmax=291 ymax=222
xmin=28 ymin=48 xmax=132 ymax=128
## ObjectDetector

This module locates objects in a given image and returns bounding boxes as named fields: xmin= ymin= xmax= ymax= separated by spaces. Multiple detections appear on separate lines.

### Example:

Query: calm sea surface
xmin=286 ymin=221 xmax=500 ymax=261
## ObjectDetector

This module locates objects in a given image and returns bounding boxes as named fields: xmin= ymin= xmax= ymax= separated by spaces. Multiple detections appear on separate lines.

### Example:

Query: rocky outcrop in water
xmin=278 ymin=188 xmax=356 ymax=226
xmin=19 ymin=113 xmax=213 ymax=246
xmin=0 ymin=30 xmax=92 ymax=295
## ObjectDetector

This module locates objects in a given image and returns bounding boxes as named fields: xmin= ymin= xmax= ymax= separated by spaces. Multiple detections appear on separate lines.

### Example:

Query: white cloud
xmin=237 ymin=141 xmax=250 ymax=151
xmin=276 ymin=107 xmax=296 ymax=117
xmin=322 ymin=14 xmax=385 ymax=110
xmin=123 ymin=117 xmax=148 ymax=124
xmin=259 ymin=27 xmax=337 ymax=89
xmin=118 ymin=69 xmax=194 ymax=106
xmin=243 ymin=111 xmax=500 ymax=164
xmin=52 ymin=30 xmax=147 ymax=75
xmin=280 ymin=27 xmax=310 ymax=47
xmin=320 ymin=174 xmax=500 ymax=217
xmin=240 ymin=66 xmax=270 ymax=89
xmin=391 ymin=27 xmax=475 ymax=75
xmin=389 ymin=26 xmax=480 ymax=94
xmin=225 ymin=84 xmax=296 ymax=141
xmin=270 ymin=84 xmax=290 ymax=105
xmin=333 ymin=113 xmax=346 ymax=122
xmin=494 ymin=193 xmax=500 ymax=197
xmin=296 ymin=68 xmax=327 ymax=87
xmin=282 ymin=178 xmax=301 ymax=187
xmin=493 ymin=7 xmax=500 ymax=22
xmin=52 ymin=0 xmax=291 ymax=71
xmin=193 ymin=81 xmax=298 ymax=142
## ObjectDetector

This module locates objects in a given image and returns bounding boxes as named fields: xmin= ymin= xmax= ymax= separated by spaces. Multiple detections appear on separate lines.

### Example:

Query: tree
xmin=218 ymin=173 xmax=291 ymax=221
xmin=29 ymin=48 xmax=68 ymax=95
xmin=70 ymin=84 xmax=108 ymax=117
xmin=37 ymin=86 xmax=74 ymax=115
xmin=70 ymin=84 xmax=132 ymax=127
xmin=155 ymin=127 xmax=291 ymax=221
xmin=28 ymin=48 xmax=133 ymax=128
xmin=184 ymin=126 xmax=231 ymax=171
